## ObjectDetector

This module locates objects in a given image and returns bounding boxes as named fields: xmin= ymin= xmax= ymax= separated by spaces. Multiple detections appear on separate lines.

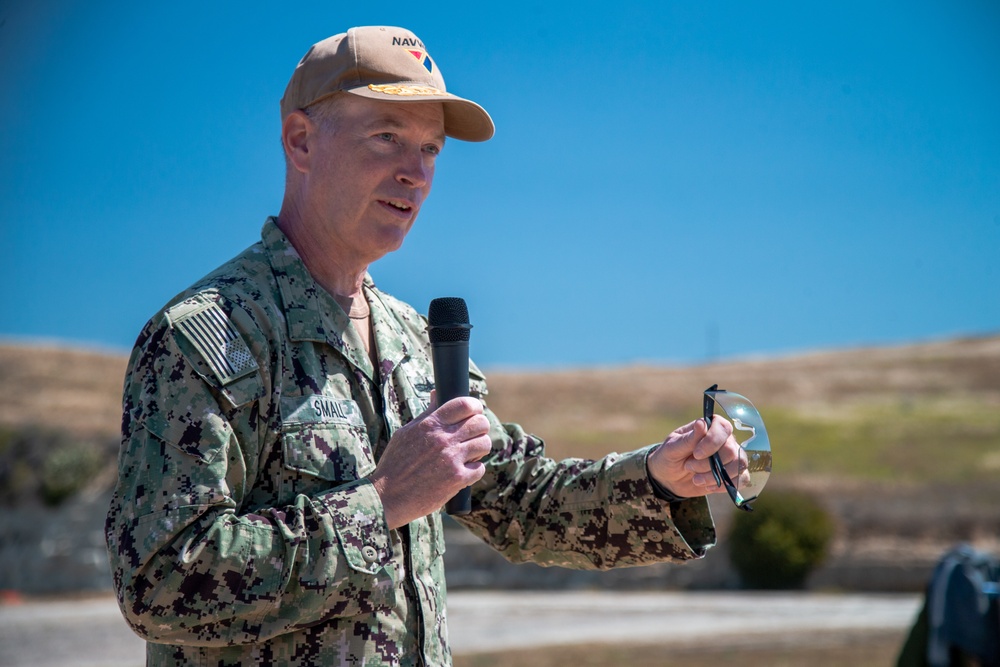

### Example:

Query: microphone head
xmin=428 ymin=297 xmax=472 ymax=343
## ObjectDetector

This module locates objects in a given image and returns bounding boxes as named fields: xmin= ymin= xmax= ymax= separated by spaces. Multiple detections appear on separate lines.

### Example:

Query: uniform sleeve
xmin=105 ymin=306 xmax=395 ymax=647
xmin=455 ymin=410 xmax=716 ymax=569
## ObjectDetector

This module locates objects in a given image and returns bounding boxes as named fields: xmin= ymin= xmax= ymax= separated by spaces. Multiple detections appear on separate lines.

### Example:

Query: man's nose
xmin=396 ymin=151 xmax=432 ymax=189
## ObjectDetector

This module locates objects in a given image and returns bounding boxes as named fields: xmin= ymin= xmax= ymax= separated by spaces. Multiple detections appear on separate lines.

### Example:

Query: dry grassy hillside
xmin=0 ymin=344 xmax=128 ymax=441
xmin=3 ymin=335 xmax=998 ymax=447
xmin=2 ymin=336 xmax=998 ymax=589
xmin=3 ymin=335 xmax=1000 ymax=504
xmin=483 ymin=335 xmax=1000 ymax=450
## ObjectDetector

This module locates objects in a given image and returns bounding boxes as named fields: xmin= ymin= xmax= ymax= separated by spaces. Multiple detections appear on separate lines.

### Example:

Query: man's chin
xmin=372 ymin=227 xmax=413 ymax=260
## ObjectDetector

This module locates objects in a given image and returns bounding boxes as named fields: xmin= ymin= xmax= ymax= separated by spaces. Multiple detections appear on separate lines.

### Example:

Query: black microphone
xmin=428 ymin=297 xmax=473 ymax=516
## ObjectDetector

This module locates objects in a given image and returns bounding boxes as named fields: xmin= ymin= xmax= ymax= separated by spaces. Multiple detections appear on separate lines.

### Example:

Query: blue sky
xmin=2 ymin=1 xmax=998 ymax=369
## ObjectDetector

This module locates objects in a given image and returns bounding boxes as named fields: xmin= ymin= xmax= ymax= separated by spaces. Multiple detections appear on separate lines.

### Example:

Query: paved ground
xmin=0 ymin=591 xmax=922 ymax=666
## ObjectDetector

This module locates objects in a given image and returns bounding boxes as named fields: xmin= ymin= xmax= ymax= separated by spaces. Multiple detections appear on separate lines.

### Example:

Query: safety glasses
xmin=703 ymin=384 xmax=772 ymax=512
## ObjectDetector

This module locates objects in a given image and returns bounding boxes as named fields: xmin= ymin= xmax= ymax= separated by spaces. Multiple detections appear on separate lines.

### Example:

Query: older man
xmin=106 ymin=26 xmax=740 ymax=667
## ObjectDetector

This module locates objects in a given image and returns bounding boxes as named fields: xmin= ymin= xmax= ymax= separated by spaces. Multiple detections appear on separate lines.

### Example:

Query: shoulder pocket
xmin=166 ymin=295 xmax=265 ymax=408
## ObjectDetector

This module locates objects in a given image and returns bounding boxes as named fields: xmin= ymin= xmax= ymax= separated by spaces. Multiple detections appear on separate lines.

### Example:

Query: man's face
xmin=304 ymin=95 xmax=446 ymax=266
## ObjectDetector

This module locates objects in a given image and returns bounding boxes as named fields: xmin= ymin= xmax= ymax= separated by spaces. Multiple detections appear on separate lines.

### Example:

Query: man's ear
xmin=282 ymin=110 xmax=314 ymax=174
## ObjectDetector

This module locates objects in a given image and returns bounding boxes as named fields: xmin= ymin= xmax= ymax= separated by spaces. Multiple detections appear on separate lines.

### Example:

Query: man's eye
xmin=378 ymin=132 xmax=395 ymax=142
xmin=424 ymin=144 xmax=441 ymax=156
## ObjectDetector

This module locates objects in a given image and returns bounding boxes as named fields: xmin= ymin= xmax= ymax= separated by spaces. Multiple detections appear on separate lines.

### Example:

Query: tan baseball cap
xmin=280 ymin=26 xmax=494 ymax=142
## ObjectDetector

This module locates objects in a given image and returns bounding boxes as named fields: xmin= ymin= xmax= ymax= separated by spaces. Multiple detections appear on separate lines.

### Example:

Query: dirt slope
xmin=2 ymin=334 xmax=998 ymax=444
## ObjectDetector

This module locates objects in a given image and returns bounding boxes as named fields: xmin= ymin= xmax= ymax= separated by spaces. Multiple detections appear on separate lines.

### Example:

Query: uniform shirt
xmin=105 ymin=218 xmax=716 ymax=667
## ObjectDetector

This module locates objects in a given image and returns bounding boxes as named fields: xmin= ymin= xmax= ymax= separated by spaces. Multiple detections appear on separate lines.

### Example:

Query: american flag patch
xmin=171 ymin=301 xmax=259 ymax=385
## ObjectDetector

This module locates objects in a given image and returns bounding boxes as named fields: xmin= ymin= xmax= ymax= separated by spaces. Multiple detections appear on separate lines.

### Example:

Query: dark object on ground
xmin=896 ymin=543 xmax=1000 ymax=667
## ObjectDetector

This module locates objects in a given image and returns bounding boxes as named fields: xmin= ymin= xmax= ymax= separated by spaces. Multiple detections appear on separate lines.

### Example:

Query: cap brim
xmin=346 ymin=84 xmax=494 ymax=142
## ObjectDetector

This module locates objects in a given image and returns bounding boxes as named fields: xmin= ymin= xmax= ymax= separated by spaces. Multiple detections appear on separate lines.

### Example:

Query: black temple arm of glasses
xmin=703 ymin=384 xmax=720 ymax=423
xmin=703 ymin=383 xmax=753 ymax=512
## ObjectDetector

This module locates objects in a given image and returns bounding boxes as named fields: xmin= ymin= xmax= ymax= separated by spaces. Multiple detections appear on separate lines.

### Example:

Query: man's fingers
xmin=433 ymin=396 xmax=484 ymax=425
xmin=684 ymin=456 xmax=716 ymax=475
xmin=456 ymin=414 xmax=491 ymax=443
xmin=692 ymin=416 xmax=734 ymax=460
xmin=435 ymin=399 xmax=491 ymax=464
xmin=462 ymin=434 xmax=493 ymax=464
xmin=659 ymin=419 xmax=707 ymax=463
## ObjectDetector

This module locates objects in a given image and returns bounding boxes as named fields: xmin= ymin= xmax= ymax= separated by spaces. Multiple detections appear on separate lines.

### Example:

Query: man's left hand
xmin=646 ymin=416 xmax=744 ymax=499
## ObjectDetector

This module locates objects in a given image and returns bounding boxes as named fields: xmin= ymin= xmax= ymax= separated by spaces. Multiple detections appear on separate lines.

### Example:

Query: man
xmin=106 ymin=26 xmax=742 ymax=667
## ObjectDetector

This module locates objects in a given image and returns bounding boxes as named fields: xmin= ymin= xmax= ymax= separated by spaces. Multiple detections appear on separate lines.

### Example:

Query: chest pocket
xmin=280 ymin=395 xmax=375 ymax=497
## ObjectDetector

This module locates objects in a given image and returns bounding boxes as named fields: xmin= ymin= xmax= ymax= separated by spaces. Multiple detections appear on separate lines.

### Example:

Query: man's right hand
xmin=368 ymin=395 xmax=492 ymax=529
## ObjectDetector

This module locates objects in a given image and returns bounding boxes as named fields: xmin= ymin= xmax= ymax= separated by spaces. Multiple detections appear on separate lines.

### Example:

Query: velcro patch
xmin=170 ymin=301 xmax=259 ymax=385
xmin=282 ymin=395 xmax=364 ymax=427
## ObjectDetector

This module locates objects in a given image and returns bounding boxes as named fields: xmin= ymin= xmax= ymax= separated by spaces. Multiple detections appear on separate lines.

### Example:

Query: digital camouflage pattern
xmin=106 ymin=218 xmax=716 ymax=667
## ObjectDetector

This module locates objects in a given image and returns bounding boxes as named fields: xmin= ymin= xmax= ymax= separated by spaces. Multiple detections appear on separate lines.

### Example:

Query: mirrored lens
xmin=705 ymin=390 xmax=772 ymax=504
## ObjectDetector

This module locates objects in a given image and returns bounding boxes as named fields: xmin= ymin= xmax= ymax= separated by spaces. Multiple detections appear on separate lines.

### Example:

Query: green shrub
xmin=40 ymin=442 xmax=103 ymax=506
xmin=0 ymin=426 xmax=114 ymax=506
xmin=728 ymin=489 xmax=834 ymax=589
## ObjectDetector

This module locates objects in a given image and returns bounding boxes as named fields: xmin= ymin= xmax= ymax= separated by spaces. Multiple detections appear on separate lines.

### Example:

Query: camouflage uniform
xmin=106 ymin=218 xmax=716 ymax=667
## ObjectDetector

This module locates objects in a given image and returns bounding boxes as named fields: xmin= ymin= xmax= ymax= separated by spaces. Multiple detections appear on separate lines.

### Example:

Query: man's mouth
xmin=382 ymin=199 xmax=412 ymax=213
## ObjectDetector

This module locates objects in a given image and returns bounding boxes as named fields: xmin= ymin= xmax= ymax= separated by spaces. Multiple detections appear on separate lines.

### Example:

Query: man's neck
xmin=275 ymin=208 xmax=367 ymax=301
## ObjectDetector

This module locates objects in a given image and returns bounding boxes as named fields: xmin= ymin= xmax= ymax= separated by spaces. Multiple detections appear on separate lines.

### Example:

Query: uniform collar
xmin=261 ymin=217 xmax=410 ymax=382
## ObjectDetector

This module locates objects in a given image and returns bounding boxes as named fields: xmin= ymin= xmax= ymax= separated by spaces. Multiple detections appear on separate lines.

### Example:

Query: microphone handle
xmin=446 ymin=481 xmax=472 ymax=516
xmin=432 ymin=340 xmax=472 ymax=515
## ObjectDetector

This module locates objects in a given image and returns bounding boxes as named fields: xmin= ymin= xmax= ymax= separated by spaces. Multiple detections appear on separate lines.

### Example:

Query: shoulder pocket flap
xmin=167 ymin=298 xmax=264 ymax=407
